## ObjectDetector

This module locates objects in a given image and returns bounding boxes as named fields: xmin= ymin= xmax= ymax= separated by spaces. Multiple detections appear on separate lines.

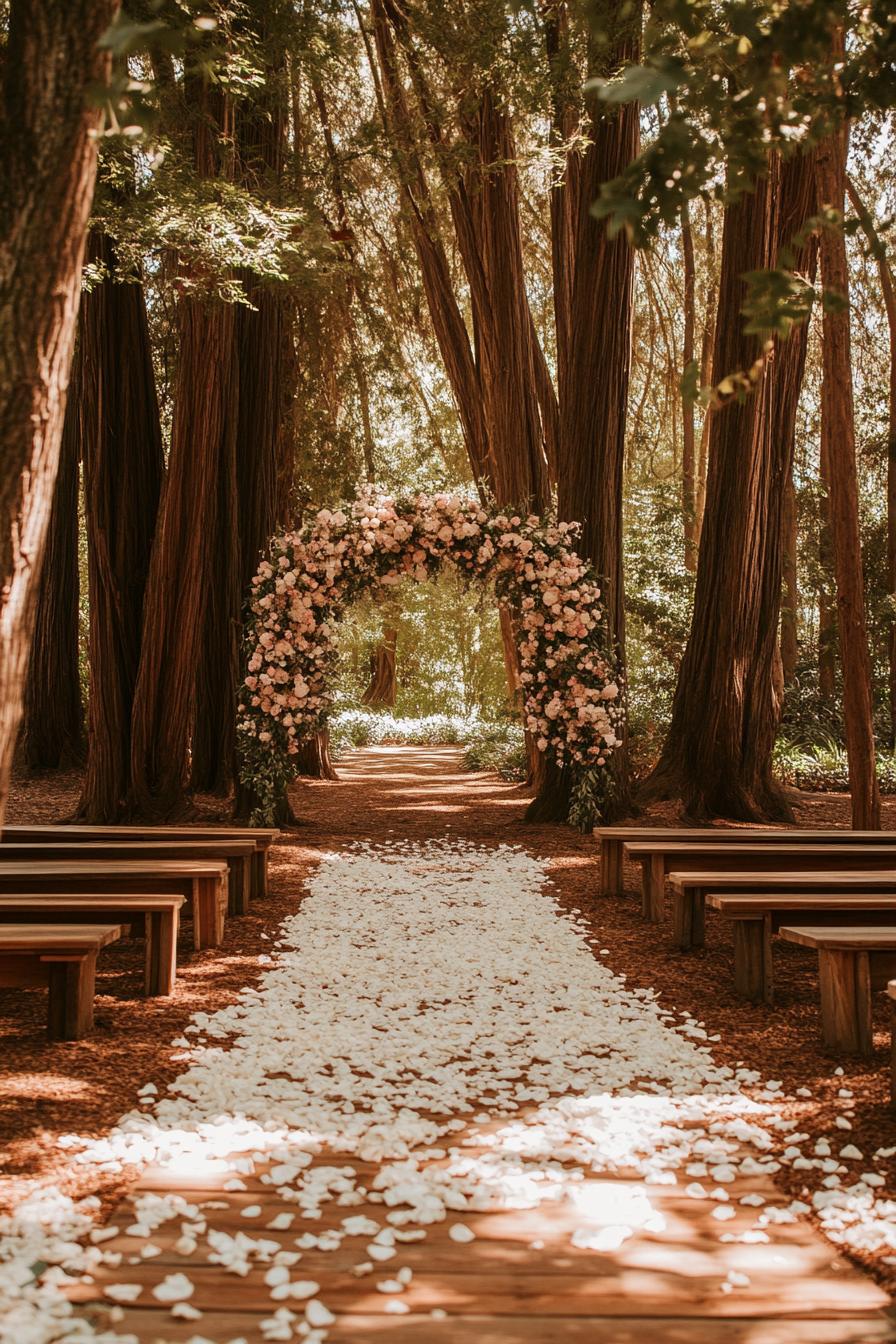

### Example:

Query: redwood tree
xmin=816 ymin=118 xmax=880 ymax=828
xmin=21 ymin=370 xmax=85 ymax=771
xmin=645 ymin=150 xmax=819 ymax=820
xmin=77 ymin=230 xmax=165 ymax=821
xmin=0 ymin=0 xmax=116 ymax=824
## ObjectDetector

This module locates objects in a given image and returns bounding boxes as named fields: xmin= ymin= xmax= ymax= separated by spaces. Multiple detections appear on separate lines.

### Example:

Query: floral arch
xmin=237 ymin=489 xmax=623 ymax=826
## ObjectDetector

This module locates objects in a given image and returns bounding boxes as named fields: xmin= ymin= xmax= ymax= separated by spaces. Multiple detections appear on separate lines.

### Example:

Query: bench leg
xmin=732 ymin=918 xmax=773 ymax=1003
xmin=599 ymin=841 xmax=622 ymax=897
xmin=891 ymin=999 xmax=896 ymax=1109
xmin=818 ymin=949 xmax=872 ymax=1055
xmin=228 ymin=857 xmax=251 ymax=917
xmin=642 ymin=854 xmax=666 ymax=923
xmin=193 ymin=878 xmax=224 ymax=949
xmin=46 ymin=954 xmax=95 ymax=1040
xmin=145 ymin=911 xmax=178 ymax=995
xmin=672 ymin=889 xmax=705 ymax=951
xmin=252 ymin=849 xmax=269 ymax=900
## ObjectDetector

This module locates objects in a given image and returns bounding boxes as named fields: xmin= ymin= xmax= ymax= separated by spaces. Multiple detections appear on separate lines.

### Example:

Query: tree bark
xmin=781 ymin=468 xmax=799 ymax=684
xmin=191 ymin=44 xmax=291 ymax=797
xmin=817 ymin=120 xmax=880 ymax=828
xmin=773 ymin=151 xmax=819 ymax=691
xmin=846 ymin=174 xmax=896 ymax=745
xmin=293 ymin=728 xmax=338 ymax=780
xmin=534 ymin=0 xmax=640 ymax=823
xmin=681 ymin=200 xmax=698 ymax=571
xmin=21 ymin=367 xmax=84 ymax=771
xmin=0 ymin=0 xmax=116 ymax=826
xmin=644 ymin=154 xmax=815 ymax=821
xmin=77 ymin=231 xmax=165 ymax=821
xmin=362 ymin=626 xmax=398 ymax=707
xmin=130 ymin=294 xmax=239 ymax=818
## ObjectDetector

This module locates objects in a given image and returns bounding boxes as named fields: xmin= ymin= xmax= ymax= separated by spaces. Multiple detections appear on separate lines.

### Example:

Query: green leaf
xmin=586 ymin=61 xmax=683 ymax=107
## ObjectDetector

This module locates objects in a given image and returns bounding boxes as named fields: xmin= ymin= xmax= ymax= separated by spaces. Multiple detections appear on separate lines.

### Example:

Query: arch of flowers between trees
xmin=237 ymin=490 xmax=624 ymax=827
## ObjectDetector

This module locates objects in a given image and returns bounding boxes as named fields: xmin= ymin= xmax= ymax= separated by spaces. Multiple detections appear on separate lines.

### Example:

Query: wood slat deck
xmin=70 ymin=1135 xmax=895 ymax=1342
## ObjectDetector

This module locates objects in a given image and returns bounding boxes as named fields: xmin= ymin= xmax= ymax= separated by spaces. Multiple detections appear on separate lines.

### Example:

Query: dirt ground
xmin=2 ymin=748 xmax=895 ymax=1299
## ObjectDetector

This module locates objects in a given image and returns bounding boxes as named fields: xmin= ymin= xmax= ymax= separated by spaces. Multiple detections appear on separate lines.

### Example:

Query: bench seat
xmin=0 ymin=893 xmax=184 ymax=995
xmin=668 ymin=869 xmax=896 ymax=951
xmin=0 ymin=923 xmax=122 ymax=1039
xmin=0 ymin=860 xmax=227 ymax=949
xmin=595 ymin=825 xmax=896 ymax=897
xmin=779 ymin=926 xmax=896 ymax=1055
xmin=625 ymin=840 xmax=896 ymax=923
xmin=703 ymin=891 xmax=896 ymax=1003
xmin=1 ymin=825 xmax=279 ymax=898
xmin=0 ymin=840 xmax=254 ymax=917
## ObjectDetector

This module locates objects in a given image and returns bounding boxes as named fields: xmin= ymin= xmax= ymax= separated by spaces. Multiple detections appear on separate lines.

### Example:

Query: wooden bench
xmin=625 ymin=840 xmax=896 ymax=923
xmin=0 ymin=860 xmax=227 ymax=949
xmin=0 ymin=893 xmax=184 ymax=995
xmin=0 ymin=840 xmax=254 ymax=917
xmin=1 ymin=825 xmax=279 ymax=899
xmin=595 ymin=825 xmax=896 ymax=897
xmin=0 ymin=923 xmax=122 ymax=1039
xmin=703 ymin=891 xmax=896 ymax=1003
xmin=669 ymin=869 xmax=896 ymax=951
xmin=779 ymin=925 xmax=896 ymax=1055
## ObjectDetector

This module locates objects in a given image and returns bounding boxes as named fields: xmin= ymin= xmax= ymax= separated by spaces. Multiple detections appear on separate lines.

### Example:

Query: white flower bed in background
xmin=2 ymin=839 xmax=894 ymax=1343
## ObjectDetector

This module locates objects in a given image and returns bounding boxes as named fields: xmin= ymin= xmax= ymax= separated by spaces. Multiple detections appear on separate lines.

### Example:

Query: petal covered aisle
xmin=1 ymin=830 xmax=891 ymax=1342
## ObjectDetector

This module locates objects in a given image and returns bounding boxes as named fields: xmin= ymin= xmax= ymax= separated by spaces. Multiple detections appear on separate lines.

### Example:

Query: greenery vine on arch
xmin=238 ymin=489 xmax=624 ymax=828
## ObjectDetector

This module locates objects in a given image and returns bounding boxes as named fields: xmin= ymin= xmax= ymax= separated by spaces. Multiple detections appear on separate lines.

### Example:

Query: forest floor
xmin=1 ymin=748 xmax=896 ymax=1342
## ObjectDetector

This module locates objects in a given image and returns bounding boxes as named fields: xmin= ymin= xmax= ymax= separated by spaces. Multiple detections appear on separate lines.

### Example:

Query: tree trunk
xmin=77 ymin=231 xmax=165 ymax=821
xmin=362 ymin=627 xmax=398 ymax=707
xmin=644 ymin=158 xmax=804 ymax=821
xmin=192 ymin=43 xmax=290 ymax=797
xmin=781 ymin=467 xmax=799 ymax=684
xmin=773 ymin=151 xmax=819 ymax=692
xmin=21 ymin=368 xmax=84 ymax=771
xmin=294 ymin=728 xmax=338 ymax=780
xmin=536 ymin=0 xmax=640 ymax=823
xmin=0 ymin=0 xmax=115 ymax=826
xmin=130 ymin=297 xmax=239 ymax=819
xmin=681 ymin=200 xmax=698 ymax=571
xmin=846 ymin=174 xmax=896 ymax=746
xmin=817 ymin=120 xmax=880 ymax=828
xmin=818 ymin=430 xmax=838 ymax=700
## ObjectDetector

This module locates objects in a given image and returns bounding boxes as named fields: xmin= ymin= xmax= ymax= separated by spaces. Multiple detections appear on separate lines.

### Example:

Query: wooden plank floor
xmin=71 ymin=1126 xmax=896 ymax=1343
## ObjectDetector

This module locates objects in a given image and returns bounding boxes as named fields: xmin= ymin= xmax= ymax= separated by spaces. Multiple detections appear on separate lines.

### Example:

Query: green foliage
xmin=462 ymin=722 xmax=528 ymax=781
xmin=774 ymin=738 xmax=896 ymax=794
xmin=592 ymin=0 xmax=896 ymax=243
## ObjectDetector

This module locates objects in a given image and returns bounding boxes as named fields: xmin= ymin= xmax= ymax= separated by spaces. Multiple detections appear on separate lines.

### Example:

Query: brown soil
xmin=1 ymin=749 xmax=895 ymax=1299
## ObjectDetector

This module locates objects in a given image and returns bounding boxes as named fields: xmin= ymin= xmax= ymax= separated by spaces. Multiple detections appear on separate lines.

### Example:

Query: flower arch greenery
xmin=238 ymin=489 xmax=624 ymax=828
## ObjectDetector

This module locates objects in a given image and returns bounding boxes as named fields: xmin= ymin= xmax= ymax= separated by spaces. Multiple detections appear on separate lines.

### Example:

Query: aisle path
xmin=58 ymin=750 xmax=895 ymax=1341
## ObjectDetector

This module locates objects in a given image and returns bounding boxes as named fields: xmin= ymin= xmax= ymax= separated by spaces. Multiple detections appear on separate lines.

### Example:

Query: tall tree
xmin=0 ymin=0 xmax=116 ymax=825
xmin=645 ymin=150 xmax=819 ymax=820
xmin=847 ymin=174 xmax=896 ymax=744
xmin=20 ymin=373 xmax=84 ymax=771
xmin=816 ymin=114 xmax=880 ymax=828
xmin=77 ymin=230 xmax=165 ymax=821
xmin=191 ymin=29 xmax=292 ymax=797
